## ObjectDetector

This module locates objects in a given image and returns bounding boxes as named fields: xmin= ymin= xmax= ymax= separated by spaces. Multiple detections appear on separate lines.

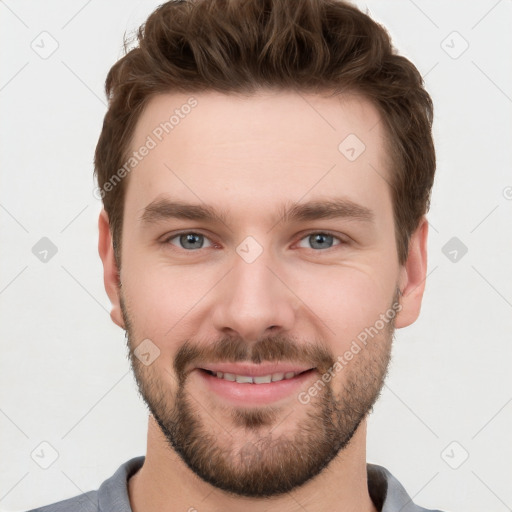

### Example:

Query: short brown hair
xmin=94 ymin=0 xmax=435 ymax=267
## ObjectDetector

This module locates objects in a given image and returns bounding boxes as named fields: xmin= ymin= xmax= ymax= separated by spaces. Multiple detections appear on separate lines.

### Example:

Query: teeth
xmin=235 ymin=375 xmax=253 ymax=384
xmin=207 ymin=370 xmax=302 ymax=384
xmin=253 ymin=374 xmax=272 ymax=384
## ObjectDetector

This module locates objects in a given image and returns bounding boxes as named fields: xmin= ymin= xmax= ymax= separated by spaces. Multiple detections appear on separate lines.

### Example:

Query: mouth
xmin=199 ymin=368 xmax=311 ymax=384
xmin=193 ymin=364 xmax=317 ymax=405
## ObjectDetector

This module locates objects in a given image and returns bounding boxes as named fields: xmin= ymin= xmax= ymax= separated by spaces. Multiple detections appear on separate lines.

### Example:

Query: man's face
xmin=106 ymin=90 xmax=417 ymax=496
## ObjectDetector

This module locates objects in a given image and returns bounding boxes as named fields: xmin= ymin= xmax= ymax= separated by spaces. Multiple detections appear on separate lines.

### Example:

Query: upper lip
xmin=196 ymin=363 xmax=315 ymax=377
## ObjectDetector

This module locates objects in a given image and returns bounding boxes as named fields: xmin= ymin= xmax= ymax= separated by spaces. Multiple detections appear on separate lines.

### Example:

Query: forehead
xmin=124 ymin=90 xmax=393 ymax=226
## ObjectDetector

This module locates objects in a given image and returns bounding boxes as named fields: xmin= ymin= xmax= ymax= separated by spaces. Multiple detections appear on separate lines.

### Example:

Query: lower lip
xmin=195 ymin=369 xmax=316 ymax=406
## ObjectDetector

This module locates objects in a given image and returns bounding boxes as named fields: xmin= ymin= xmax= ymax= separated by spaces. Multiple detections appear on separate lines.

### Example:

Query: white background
xmin=1 ymin=1 xmax=511 ymax=511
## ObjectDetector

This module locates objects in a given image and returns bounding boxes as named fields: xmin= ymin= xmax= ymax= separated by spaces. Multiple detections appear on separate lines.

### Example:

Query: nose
xmin=210 ymin=247 xmax=297 ymax=343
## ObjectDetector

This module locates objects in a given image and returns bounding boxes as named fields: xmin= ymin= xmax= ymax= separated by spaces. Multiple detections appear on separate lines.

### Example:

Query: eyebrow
xmin=138 ymin=196 xmax=374 ymax=228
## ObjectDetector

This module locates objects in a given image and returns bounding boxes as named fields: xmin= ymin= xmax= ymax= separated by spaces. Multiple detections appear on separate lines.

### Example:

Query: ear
xmin=395 ymin=216 xmax=429 ymax=328
xmin=98 ymin=209 xmax=125 ymax=329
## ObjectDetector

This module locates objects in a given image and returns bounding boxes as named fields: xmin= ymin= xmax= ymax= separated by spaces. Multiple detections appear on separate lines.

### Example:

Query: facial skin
xmin=98 ymin=90 xmax=428 ymax=512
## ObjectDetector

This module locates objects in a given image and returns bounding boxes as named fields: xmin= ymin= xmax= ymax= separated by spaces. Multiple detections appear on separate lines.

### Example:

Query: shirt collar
xmin=97 ymin=456 xmax=434 ymax=512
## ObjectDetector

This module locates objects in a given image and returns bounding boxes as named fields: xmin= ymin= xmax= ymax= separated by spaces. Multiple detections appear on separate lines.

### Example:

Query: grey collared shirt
xmin=26 ymin=456 xmax=444 ymax=512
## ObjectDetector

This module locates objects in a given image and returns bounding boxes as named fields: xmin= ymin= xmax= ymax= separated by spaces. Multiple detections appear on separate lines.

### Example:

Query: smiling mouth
xmin=199 ymin=368 xmax=314 ymax=384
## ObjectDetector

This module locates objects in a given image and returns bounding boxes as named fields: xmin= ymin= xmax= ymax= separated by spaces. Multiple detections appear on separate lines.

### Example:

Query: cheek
xmin=121 ymin=261 xmax=215 ymax=341
xmin=289 ymin=264 xmax=397 ymax=347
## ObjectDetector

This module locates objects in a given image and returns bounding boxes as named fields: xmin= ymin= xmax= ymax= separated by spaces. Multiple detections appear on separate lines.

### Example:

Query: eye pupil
xmin=310 ymin=233 xmax=334 ymax=250
xmin=180 ymin=233 xmax=203 ymax=249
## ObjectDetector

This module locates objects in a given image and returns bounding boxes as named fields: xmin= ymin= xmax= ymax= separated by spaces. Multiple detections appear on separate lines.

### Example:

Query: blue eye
xmin=166 ymin=232 xmax=214 ymax=250
xmin=297 ymin=232 xmax=342 ymax=250
xmin=163 ymin=231 xmax=345 ymax=252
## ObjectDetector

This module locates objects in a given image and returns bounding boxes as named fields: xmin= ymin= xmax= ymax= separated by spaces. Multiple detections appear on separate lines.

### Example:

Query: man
xmin=29 ymin=0 xmax=442 ymax=510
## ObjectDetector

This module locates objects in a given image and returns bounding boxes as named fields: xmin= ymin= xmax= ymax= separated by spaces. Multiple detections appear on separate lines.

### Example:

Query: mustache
xmin=173 ymin=334 xmax=336 ymax=384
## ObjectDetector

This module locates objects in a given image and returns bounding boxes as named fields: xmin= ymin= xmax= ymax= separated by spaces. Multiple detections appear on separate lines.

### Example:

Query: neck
xmin=128 ymin=416 xmax=378 ymax=512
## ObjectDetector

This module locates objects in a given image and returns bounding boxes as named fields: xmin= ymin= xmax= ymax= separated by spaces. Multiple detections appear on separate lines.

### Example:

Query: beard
xmin=121 ymin=290 xmax=398 ymax=498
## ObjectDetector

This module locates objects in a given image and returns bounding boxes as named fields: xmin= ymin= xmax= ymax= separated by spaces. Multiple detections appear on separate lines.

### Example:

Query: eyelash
xmin=162 ymin=231 xmax=349 ymax=253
